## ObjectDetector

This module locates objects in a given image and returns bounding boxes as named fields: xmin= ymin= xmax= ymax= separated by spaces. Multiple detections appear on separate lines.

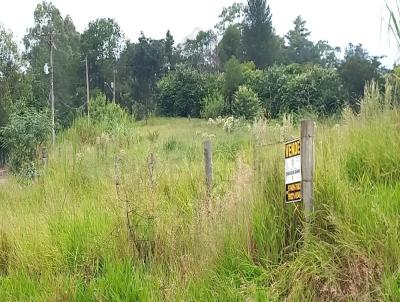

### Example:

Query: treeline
xmin=0 ymin=0 xmax=389 ymax=129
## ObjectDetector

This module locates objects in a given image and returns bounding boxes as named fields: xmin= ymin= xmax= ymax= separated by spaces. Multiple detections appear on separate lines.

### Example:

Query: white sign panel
xmin=285 ymin=139 xmax=302 ymax=203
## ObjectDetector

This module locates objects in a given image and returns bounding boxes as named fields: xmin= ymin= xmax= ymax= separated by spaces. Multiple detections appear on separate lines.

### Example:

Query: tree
xmin=178 ymin=30 xmax=218 ymax=72
xmin=315 ymin=40 xmax=341 ymax=68
xmin=23 ymin=2 xmax=82 ymax=126
xmin=0 ymin=25 xmax=24 ymax=126
xmin=81 ymin=18 xmax=122 ymax=99
xmin=217 ymin=25 xmax=243 ymax=68
xmin=285 ymin=16 xmax=319 ymax=64
xmin=116 ymin=33 xmax=165 ymax=119
xmin=338 ymin=43 xmax=383 ymax=111
xmin=242 ymin=0 xmax=276 ymax=68
xmin=255 ymin=64 xmax=344 ymax=117
xmin=164 ymin=30 xmax=175 ymax=69
xmin=215 ymin=2 xmax=244 ymax=36
xmin=157 ymin=65 xmax=205 ymax=117
xmin=223 ymin=57 xmax=244 ymax=113
xmin=131 ymin=33 xmax=165 ymax=119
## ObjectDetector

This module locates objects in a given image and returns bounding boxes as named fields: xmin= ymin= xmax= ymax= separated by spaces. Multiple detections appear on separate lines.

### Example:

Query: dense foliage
xmin=0 ymin=106 xmax=50 ymax=177
xmin=260 ymin=64 xmax=345 ymax=117
xmin=89 ymin=94 xmax=128 ymax=131
xmin=201 ymin=92 xmax=225 ymax=119
xmin=232 ymin=85 xmax=261 ymax=119
xmin=0 ymin=0 xmax=389 ymax=174
xmin=157 ymin=65 xmax=209 ymax=117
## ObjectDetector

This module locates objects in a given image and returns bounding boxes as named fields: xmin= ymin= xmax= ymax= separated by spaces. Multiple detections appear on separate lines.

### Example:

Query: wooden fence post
xmin=301 ymin=120 xmax=315 ymax=222
xmin=41 ymin=147 xmax=48 ymax=168
xmin=147 ymin=153 xmax=155 ymax=191
xmin=204 ymin=139 xmax=213 ymax=205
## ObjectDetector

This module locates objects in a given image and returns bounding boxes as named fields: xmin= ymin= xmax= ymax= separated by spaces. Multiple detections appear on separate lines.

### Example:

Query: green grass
xmin=1 ymin=89 xmax=400 ymax=301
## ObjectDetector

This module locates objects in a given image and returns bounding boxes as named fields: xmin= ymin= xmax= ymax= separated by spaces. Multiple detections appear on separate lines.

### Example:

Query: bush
xmin=0 ymin=107 xmax=50 ymax=177
xmin=223 ymin=57 xmax=244 ymax=112
xmin=131 ymin=102 xmax=147 ymax=121
xmin=260 ymin=64 xmax=344 ymax=117
xmin=201 ymin=92 xmax=225 ymax=119
xmin=89 ymin=93 xmax=128 ymax=131
xmin=232 ymin=86 xmax=261 ymax=120
xmin=157 ymin=65 xmax=206 ymax=117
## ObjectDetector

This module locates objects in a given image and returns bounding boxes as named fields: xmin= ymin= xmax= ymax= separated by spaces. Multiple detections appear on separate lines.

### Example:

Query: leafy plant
xmin=157 ymin=65 xmax=206 ymax=117
xmin=260 ymin=64 xmax=344 ymax=117
xmin=232 ymin=85 xmax=261 ymax=120
xmin=0 ymin=107 xmax=50 ymax=177
xmin=201 ymin=92 xmax=225 ymax=119
xmin=89 ymin=93 xmax=128 ymax=131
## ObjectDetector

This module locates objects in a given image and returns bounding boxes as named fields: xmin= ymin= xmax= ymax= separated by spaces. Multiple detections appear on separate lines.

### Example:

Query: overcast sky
xmin=1 ymin=0 xmax=399 ymax=66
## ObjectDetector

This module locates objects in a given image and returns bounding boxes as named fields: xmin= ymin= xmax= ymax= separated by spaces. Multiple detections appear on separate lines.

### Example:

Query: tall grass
xmin=1 ymin=85 xmax=400 ymax=301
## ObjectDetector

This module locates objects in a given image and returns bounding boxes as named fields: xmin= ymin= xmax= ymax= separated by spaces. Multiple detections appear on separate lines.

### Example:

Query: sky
xmin=0 ymin=0 xmax=399 ymax=67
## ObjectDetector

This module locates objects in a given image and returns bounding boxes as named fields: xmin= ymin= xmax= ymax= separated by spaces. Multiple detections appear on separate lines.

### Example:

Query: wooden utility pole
xmin=49 ymin=32 xmax=55 ymax=145
xmin=301 ymin=120 xmax=315 ymax=221
xmin=85 ymin=56 xmax=90 ymax=119
xmin=204 ymin=139 xmax=213 ymax=203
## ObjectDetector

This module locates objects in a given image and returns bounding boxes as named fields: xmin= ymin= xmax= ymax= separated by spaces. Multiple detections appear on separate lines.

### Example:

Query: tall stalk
xmin=386 ymin=0 xmax=400 ymax=49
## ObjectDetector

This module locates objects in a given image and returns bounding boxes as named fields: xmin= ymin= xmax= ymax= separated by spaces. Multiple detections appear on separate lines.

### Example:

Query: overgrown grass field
xmin=1 ymin=85 xmax=400 ymax=301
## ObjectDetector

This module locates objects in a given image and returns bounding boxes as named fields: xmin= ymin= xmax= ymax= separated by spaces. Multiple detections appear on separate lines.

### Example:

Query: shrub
xmin=261 ymin=64 xmax=344 ymax=117
xmin=0 ymin=107 xmax=50 ymax=177
xmin=157 ymin=65 xmax=206 ymax=117
xmin=201 ymin=92 xmax=225 ymax=119
xmin=89 ymin=93 xmax=128 ymax=131
xmin=131 ymin=102 xmax=147 ymax=121
xmin=223 ymin=57 xmax=244 ymax=112
xmin=232 ymin=86 xmax=261 ymax=120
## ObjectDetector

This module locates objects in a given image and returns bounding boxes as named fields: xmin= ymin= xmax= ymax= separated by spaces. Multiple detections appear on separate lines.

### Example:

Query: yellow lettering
xmin=285 ymin=140 xmax=301 ymax=158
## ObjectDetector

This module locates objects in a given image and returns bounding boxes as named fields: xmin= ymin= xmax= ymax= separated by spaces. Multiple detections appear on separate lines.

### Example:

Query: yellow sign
xmin=285 ymin=139 xmax=302 ymax=203
xmin=285 ymin=140 xmax=301 ymax=159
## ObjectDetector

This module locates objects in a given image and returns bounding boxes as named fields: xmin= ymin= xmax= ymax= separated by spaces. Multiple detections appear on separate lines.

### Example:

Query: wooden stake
xmin=204 ymin=139 xmax=213 ymax=203
xmin=301 ymin=120 xmax=315 ymax=222
xmin=147 ymin=153 xmax=155 ymax=190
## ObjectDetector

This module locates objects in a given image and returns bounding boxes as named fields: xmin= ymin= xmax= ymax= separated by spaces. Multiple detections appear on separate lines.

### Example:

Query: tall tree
xmin=215 ymin=2 xmax=244 ymax=36
xmin=23 ymin=1 xmax=81 ymax=126
xmin=117 ymin=33 xmax=164 ymax=119
xmin=0 ymin=25 xmax=25 ymax=126
xmin=80 ymin=18 xmax=122 ymax=99
xmin=285 ymin=16 xmax=319 ymax=64
xmin=178 ymin=30 xmax=218 ymax=72
xmin=242 ymin=0 xmax=276 ymax=68
xmin=315 ymin=40 xmax=341 ymax=68
xmin=217 ymin=25 xmax=243 ymax=68
xmin=338 ymin=43 xmax=383 ymax=111
xmin=164 ymin=30 xmax=175 ymax=69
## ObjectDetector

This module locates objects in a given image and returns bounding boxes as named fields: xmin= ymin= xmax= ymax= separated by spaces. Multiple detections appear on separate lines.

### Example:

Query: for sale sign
xmin=285 ymin=139 xmax=302 ymax=203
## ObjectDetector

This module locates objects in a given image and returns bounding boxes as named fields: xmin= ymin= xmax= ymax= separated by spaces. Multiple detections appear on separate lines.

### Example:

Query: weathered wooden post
xmin=204 ymin=139 xmax=213 ymax=205
xmin=41 ymin=147 xmax=48 ymax=168
xmin=147 ymin=153 xmax=155 ymax=191
xmin=114 ymin=155 xmax=121 ymax=188
xmin=301 ymin=120 xmax=315 ymax=222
